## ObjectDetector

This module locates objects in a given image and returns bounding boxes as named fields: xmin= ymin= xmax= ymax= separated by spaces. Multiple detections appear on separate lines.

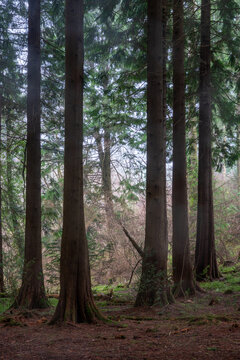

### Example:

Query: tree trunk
xmin=237 ymin=125 xmax=240 ymax=198
xmin=95 ymin=127 xmax=113 ymax=217
xmin=50 ymin=0 xmax=102 ymax=323
xmin=13 ymin=0 xmax=48 ymax=308
xmin=103 ymin=128 xmax=113 ymax=213
xmin=0 ymin=91 xmax=4 ymax=294
xmin=172 ymin=0 xmax=195 ymax=296
xmin=195 ymin=0 xmax=219 ymax=281
xmin=135 ymin=0 xmax=172 ymax=307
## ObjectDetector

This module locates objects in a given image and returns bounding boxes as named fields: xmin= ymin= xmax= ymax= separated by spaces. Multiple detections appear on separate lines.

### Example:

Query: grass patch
xmin=48 ymin=298 xmax=58 ymax=307
xmin=95 ymin=300 xmax=109 ymax=307
xmin=93 ymin=283 xmax=134 ymax=306
xmin=201 ymin=265 xmax=240 ymax=293
xmin=0 ymin=298 xmax=11 ymax=314
xmin=93 ymin=283 xmax=128 ymax=294
xmin=93 ymin=285 xmax=111 ymax=293
xmin=0 ymin=297 xmax=58 ymax=314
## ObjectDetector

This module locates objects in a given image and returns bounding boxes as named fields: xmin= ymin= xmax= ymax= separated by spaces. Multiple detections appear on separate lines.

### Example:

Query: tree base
xmin=135 ymin=285 xmax=175 ymax=307
xmin=49 ymin=295 xmax=105 ymax=324
xmin=173 ymin=279 xmax=196 ymax=298
xmin=195 ymin=270 xmax=221 ymax=282
xmin=12 ymin=283 xmax=49 ymax=310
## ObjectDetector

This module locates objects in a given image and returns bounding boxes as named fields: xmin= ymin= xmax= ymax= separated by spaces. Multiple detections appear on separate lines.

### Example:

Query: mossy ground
xmin=201 ymin=264 xmax=240 ymax=293
xmin=1 ymin=265 xmax=240 ymax=315
xmin=1 ymin=269 xmax=240 ymax=359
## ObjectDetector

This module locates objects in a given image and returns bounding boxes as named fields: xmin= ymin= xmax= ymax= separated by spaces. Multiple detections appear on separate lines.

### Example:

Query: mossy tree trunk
xmin=0 ymin=91 xmax=4 ymax=294
xmin=135 ymin=0 xmax=173 ymax=307
xmin=172 ymin=0 xmax=196 ymax=296
xmin=237 ymin=125 xmax=240 ymax=198
xmin=50 ymin=0 xmax=102 ymax=323
xmin=13 ymin=0 xmax=48 ymax=309
xmin=195 ymin=0 xmax=220 ymax=281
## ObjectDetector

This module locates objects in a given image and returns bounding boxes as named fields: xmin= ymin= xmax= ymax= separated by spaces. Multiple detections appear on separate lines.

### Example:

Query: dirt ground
xmin=0 ymin=292 xmax=240 ymax=360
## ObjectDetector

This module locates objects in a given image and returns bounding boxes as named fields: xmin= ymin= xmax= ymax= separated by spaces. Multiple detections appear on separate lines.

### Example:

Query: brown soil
xmin=0 ymin=292 xmax=240 ymax=359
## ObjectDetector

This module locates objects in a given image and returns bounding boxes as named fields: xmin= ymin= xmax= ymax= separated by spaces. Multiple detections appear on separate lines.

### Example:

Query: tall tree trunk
xmin=135 ymin=0 xmax=172 ymax=307
xmin=195 ymin=0 xmax=219 ymax=281
xmin=13 ymin=0 xmax=47 ymax=308
xmin=172 ymin=0 xmax=195 ymax=296
xmin=237 ymin=125 xmax=240 ymax=198
xmin=0 ymin=91 xmax=4 ymax=294
xmin=50 ymin=0 xmax=102 ymax=323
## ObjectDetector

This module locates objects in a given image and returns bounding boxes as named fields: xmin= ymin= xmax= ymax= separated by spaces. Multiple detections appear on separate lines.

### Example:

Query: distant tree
xmin=135 ymin=0 xmax=173 ymax=306
xmin=172 ymin=0 xmax=195 ymax=296
xmin=13 ymin=0 xmax=48 ymax=308
xmin=50 ymin=0 xmax=102 ymax=323
xmin=195 ymin=0 xmax=220 ymax=281
xmin=95 ymin=126 xmax=113 ymax=218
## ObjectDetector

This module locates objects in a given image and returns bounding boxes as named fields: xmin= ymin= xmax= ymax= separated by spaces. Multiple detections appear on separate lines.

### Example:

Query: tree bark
xmin=135 ymin=0 xmax=172 ymax=306
xmin=237 ymin=125 xmax=240 ymax=198
xmin=172 ymin=0 xmax=195 ymax=296
xmin=13 ymin=0 xmax=48 ymax=308
xmin=195 ymin=0 xmax=220 ymax=281
xmin=50 ymin=0 xmax=102 ymax=323
xmin=0 ymin=91 xmax=4 ymax=294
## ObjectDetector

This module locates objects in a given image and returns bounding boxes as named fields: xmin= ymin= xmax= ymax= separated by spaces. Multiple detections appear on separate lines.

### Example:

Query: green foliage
xmin=201 ymin=264 xmax=240 ymax=293
xmin=0 ymin=298 xmax=11 ymax=314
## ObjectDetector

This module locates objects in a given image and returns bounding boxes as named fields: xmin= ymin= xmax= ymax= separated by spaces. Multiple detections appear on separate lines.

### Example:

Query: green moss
xmin=48 ymin=298 xmax=58 ymax=307
xmin=201 ymin=266 xmax=240 ymax=293
xmin=92 ymin=285 xmax=110 ymax=293
xmin=95 ymin=300 xmax=108 ymax=307
xmin=0 ymin=298 xmax=11 ymax=314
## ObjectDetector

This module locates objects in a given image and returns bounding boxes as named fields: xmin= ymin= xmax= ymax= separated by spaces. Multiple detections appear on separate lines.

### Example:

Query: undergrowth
xmin=201 ymin=264 xmax=240 ymax=293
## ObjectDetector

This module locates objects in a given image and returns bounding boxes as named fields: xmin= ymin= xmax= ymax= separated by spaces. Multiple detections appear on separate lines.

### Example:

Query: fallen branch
xmin=47 ymin=294 xmax=59 ymax=299
xmin=116 ymin=218 xmax=144 ymax=258
xmin=127 ymin=259 xmax=142 ymax=288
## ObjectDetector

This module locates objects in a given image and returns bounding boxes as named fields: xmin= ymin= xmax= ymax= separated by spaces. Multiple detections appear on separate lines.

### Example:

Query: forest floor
xmin=0 ymin=267 xmax=240 ymax=359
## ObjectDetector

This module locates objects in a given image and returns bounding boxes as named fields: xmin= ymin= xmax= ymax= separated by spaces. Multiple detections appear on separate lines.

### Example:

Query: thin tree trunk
xmin=96 ymin=127 xmax=145 ymax=257
xmin=172 ymin=0 xmax=195 ymax=296
xmin=0 ymin=91 xmax=4 ymax=294
xmin=195 ymin=0 xmax=219 ymax=281
xmin=50 ymin=0 xmax=102 ymax=323
xmin=13 ymin=0 xmax=48 ymax=308
xmin=95 ymin=127 xmax=113 ymax=217
xmin=135 ymin=0 xmax=172 ymax=307
xmin=103 ymin=128 xmax=113 ymax=213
